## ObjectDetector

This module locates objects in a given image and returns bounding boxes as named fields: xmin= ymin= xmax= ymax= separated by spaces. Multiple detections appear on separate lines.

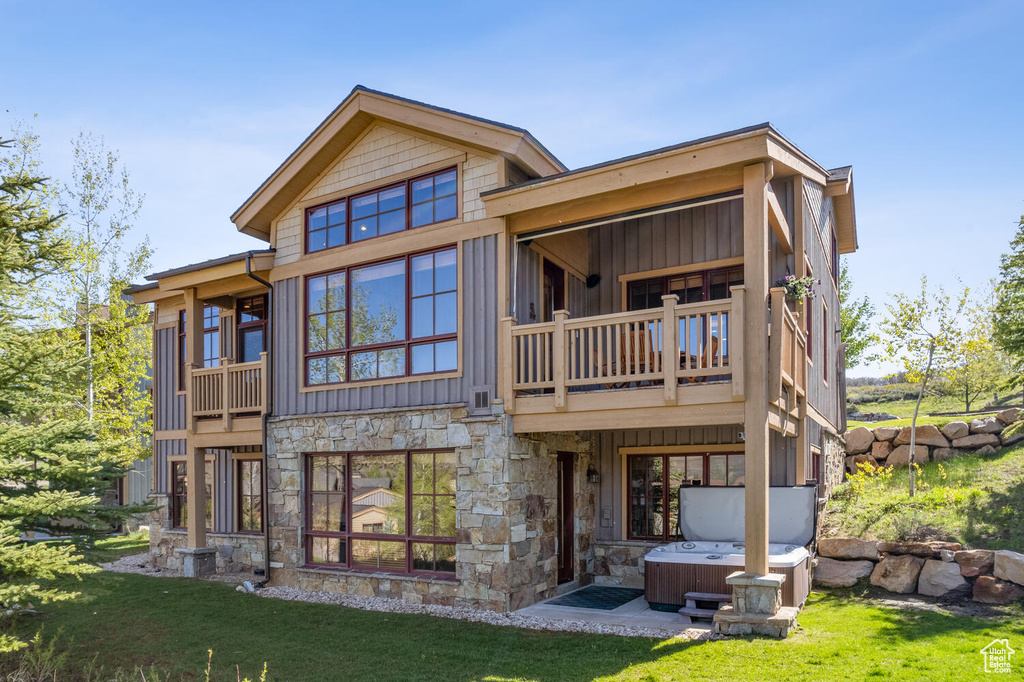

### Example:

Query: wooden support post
xmin=795 ymin=397 xmax=808 ymax=485
xmin=730 ymin=286 xmax=745 ymax=398
xmin=743 ymin=162 xmax=771 ymax=577
xmin=500 ymin=317 xmax=516 ymax=414
xmin=185 ymin=440 xmax=207 ymax=548
xmin=794 ymin=180 xmax=806 ymax=280
xmin=221 ymin=357 xmax=232 ymax=432
xmin=662 ymin=294 xmax=679 ymax=405
xmin=553 ymin=310 xmax=568 ymax=411
xmin=259 ymin=351 xmax=269 ymax=414
xmin=184 ymin=288 xmax=203 ymax=431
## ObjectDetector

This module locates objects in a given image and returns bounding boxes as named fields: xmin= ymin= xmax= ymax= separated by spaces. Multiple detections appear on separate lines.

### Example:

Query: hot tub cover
xmin=677 ymin=486 xmax=816 ymax=546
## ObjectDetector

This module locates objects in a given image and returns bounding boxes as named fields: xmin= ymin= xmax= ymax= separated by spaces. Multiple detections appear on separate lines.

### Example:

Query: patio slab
xmin=519 ymin=588 xmax=712 ymax=636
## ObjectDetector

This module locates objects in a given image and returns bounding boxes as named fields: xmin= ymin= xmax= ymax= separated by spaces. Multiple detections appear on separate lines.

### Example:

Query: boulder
xmin=970 ymin=416 xmax=1004 ymax=434
xmin=870 ymin=555 xmax=925 ymax=594
xmin=894 ymin=424 xmax=949 ymax=448
xmin=844 ymin=427 xmax=875 ymax=455
xmin=952 ymin=433 xmax=1000 ymax=450
xmin=1001 ymin=430 xmax=1024 ymax=447
xmin=954 ymin=549 xmax=995 ymax=578
xmin=846 ymin=454 xmax=877 ymax=473
xmin=931 ymin=447 xmax=961 ymax=462
xmin=873 ymin=426 xmax=900 ymax=442
xmin=917 ymin=559 xmax=968 ymax=596
xmin=819 ymin=538 xmax=880 ymax=561
xmin=878 ymin=541 xmax=962 ymax=558
xmin=976 ymin=445 xmax=998 ymax=455
xmin=939 ymin=549 xmax=955 ymax=562
xmin=994 ymin=550 xmax=1024 ymax=586
xmin=813 ymin=558 xmax=875 ymax=588
xmin=887 ymin=444 xmax=928 ymax=467
xmin=973 ymin=575 xmax=1024 ymax=605
xmin=870 ymin=441 xmax=894 ymax=461
xmin=996 ymin=407 xmax=1022 ymax=425
xmin=941 ymin=421 xmax=970 ymax=440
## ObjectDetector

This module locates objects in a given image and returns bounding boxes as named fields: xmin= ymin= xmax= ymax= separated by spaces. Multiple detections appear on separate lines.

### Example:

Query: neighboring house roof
xmin=352 ymin=487 xmax=399 ymax=508
xmin=231 ymin=85 xmax=567 ymax=241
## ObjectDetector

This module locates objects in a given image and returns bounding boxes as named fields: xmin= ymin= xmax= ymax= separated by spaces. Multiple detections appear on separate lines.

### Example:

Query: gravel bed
xmin=101 ymin=554 xmax=708 ymax=639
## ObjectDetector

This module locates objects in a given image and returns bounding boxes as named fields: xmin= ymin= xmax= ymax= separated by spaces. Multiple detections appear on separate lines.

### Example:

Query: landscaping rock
xmin=886 ymin=444 xmax=928 ymax=467
xmin=931 ymin=447 xmax=960 ymax=462
xmin=844 ymin=427 xmax=875 ymax=455
xmin=870 ymin=441 xmax=893 ymax=461
xmin=870 ymin=555 xmax=925 ymax=594
xmin=939 ymin=549 xmax=955 ymax=562
xmin=996 ymin=407 xmax=1022 ymax=425
xmin=917 ymin=559 xmax=968 ymax=596
xmin=994 ymin=550 xmax=1024 ymax=587
xmin=970 ymin=416 xmax=1004 ymax=434
xmin=846 ymin=454 xmax=876 ymax=473
xmin=1001 ymin=430 xmax=1024 ymax=447
xmin=893 ymin=425 xmax=949 ymax=448
xmin=878 ymin=541 xmax=962 ymax=558
xmin=976 ymin=445 xmax=998 ymax=455
xmin=941 ymin=421 xmax=970 ymax=440
xmin=973 ymin=575 xmax=1024 ymax=605
xmin=819 ymin=538 xmax=880 ymax=561
xmin=954 ymin=549 xmax=995 ymax=578
xmin=814 ymin=558 xmax=875 ymax=587
xmin=873 ymin=426 xmax=900 ymax=442
xmin=952 ymin=433 xmax=1000 ymax=449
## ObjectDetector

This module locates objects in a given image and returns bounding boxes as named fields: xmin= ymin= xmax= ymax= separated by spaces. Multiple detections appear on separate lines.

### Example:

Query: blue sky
xmin=5 ymin=0 xmax=1023 ymax=376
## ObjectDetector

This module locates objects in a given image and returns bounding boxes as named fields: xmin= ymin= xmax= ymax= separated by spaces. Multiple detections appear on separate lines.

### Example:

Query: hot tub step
xmin=677 ymin=606 xmax=719 ymax=623
xmin=683 ymin=592 xmax=731 ymax=604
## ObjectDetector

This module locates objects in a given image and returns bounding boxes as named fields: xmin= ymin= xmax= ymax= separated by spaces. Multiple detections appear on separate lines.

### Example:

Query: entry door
xmin=542 ymin=260 xmax=565 ymax=322
xmin=556 ymin=452 xmax=575 ymax=584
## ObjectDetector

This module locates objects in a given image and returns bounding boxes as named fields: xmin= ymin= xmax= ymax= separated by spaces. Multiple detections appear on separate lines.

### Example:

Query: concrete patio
xmin=518 ymin=587 xmax=713 ymax=636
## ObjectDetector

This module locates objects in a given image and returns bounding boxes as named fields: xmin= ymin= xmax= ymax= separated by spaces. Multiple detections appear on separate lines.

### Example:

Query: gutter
xmin=244 ymin=252 xmax=274 ymax=588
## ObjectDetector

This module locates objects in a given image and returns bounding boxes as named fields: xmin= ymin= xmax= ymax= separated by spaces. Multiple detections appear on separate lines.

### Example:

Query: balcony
xmin=501 ymin=291 xmax=746 ymax=432
xmin=186 ymin=353 xmax=267 ymax=445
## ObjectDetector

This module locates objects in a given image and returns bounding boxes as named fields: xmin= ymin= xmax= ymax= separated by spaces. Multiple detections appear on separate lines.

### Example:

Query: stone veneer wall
xmin=148 ymin=494 xmax=264 ymax=573
xmin=592 ymin=541 xmax=665 ymax=588
xmin=265 ymin=403 xmax=595 ymax=612
xmin=820 ymin=431 xmax=846 ymax=499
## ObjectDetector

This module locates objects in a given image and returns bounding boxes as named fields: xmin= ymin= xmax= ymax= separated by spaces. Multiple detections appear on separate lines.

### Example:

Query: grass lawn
xmin=824 ymin=442 xmax=1024 ymax=550
xmin=845 ymin=414 xmax=996 ymax=430
xmin=2 ymin=536 xmax=1022 ymax=681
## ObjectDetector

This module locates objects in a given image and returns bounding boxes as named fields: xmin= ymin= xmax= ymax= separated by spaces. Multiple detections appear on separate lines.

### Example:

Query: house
xmin=127 ymin=86 xmax=857 ymax=611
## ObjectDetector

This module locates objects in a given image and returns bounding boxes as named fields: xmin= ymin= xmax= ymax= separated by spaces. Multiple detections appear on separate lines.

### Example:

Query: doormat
xmin=546 ymin=586 xmax=645 ymax=610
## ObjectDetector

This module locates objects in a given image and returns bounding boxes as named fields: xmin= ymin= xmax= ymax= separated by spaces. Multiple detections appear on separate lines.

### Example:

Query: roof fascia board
xmin=157 ymin=253 xmax=274 ymax=292
xmin=765 ymin=136 xmax=828 ymax=185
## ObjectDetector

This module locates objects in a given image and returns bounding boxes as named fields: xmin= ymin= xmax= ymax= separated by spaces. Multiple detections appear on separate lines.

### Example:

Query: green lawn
xmin=845 ymin=414 xmax=996 ymax=430
xmin=3 ymin=535 xmax=1023 ymax=681
xmin=824 ymin=442 xmax=1024 ymax=550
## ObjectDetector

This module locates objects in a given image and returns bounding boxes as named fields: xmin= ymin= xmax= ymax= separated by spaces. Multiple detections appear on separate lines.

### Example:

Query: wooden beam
xmin=511 ymin=399 xmax=744 ymax=433
xmin=794 ymin=180 xmax=806 ymax=279
xmin=742 ymin=162 xmax=771 ymax=577
xmin=766 ymin=185 xmax=793 ymax=255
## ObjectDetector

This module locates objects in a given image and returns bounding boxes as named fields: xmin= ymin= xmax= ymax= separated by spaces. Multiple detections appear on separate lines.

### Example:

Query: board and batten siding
xmin=154 ymin=325 xmax=186 ymax=432
xmin=152 ymin=438 xmax=238 ymax=534
xmin=273 ymin=234 xmax=498 ymax=416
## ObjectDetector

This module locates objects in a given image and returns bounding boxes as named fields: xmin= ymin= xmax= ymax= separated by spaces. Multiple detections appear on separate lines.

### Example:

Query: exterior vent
xmin=471 ymin=386 xmax=492 ymax=414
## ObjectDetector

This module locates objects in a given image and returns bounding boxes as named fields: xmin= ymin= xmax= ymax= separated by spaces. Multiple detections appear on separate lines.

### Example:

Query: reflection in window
xmin=237 ymin=459 xmax=262 ymax=532
xmin=352 ymin=185 xmax=406 ymax=242
xmin=411 ymin=170 xmax=457 ymax=228
xmin=171 ymin=460 xmax=213 ymax=530
xmin=202 ymin=305 xmax=220 ymax=367
xmin=236 ymin=296 xmax=267 ymax=363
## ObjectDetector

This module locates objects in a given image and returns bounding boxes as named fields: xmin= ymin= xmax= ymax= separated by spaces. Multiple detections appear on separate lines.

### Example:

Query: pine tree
xmin=0 ymin=144 xmax=143 ymax=653
xmin=993 ymin=216 xmax=1024 ymax=367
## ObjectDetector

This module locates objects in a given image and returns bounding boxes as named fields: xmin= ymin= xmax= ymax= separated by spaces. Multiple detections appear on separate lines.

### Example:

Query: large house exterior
xmin=128 ymin=86 xmax=857 ymax=613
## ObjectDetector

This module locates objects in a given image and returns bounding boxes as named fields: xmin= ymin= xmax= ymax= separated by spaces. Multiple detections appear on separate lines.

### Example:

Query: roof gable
xmin=231 ymin=86 xmax=565 ymax=240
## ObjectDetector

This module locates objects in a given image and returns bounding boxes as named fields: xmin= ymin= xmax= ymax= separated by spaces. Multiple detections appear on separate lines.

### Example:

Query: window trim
xmin=618 ymin=257 xmax=744 ymax=311
xmin=169 ymin=457 xmax=214 ymax=532
xmin=235 ymin=295 xmax=268 ymax=364
xmin=301 ymin=245 xmax=460 ymax=389
xmin=235 ymin=457 xmax=263 ymax=534
xmin=304 ymin=166 xmax=459 ymax=255
xmin=303 ymin=450 xmax=457 ymax=577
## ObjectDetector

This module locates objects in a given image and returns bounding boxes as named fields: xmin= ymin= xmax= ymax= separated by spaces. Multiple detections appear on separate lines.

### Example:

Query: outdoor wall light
xmin=586 ymin=464 xmax=600 ymax=484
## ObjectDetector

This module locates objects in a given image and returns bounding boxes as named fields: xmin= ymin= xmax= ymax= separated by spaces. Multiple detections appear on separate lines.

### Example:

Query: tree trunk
xmin=909 ymin=341 xmax=935 ymax=498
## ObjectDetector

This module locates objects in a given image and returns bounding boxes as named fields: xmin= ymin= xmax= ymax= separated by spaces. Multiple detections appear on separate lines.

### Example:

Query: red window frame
xmin=304 ymin=167 xmax=458 ymax=255
xmin=303 ymin=450 xmax=456 ymax=577
xmin=626 ymin=452 xmax=745 ymax=541
xmin=303 ymin=245 xmax=458 ymax=387
xmin=236 ymin=458 xmax=263 ymax=534
xmin=170 ymin=460 xmax=213 ymax=531
xmin=626 ymin=265 xmax=744 ymax=311
xmin=236 ymin=295 xmax=268 ymax=364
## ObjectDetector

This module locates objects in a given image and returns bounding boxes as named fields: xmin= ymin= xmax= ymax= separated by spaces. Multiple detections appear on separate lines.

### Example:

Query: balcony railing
xmin=188 ymin=353 xmax=267 ymax=428
xmin=503 ymin=288 xmax=745 ymax=411
xmin=769 ymin=288 xmax=807 ymax=415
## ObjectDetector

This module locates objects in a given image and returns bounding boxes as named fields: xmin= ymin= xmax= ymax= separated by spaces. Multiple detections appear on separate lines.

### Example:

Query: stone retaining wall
xmin=148 ymin=496 xmax=263 ymax=573
xmin=592 ymin=541 xmax=664 ymax=588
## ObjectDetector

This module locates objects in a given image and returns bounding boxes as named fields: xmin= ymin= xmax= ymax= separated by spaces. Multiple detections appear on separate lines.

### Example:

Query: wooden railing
xmin=769 ymin=287 xmax=807 ymax=413
xmin=503 ymin=289 xmax=744 ymax=410
xmin=188 ymin=352 xmax=267 ymax=429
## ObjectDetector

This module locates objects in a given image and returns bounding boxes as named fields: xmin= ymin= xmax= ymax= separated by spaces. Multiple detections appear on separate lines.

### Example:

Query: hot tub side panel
xmin=644 ymin=557 xmax=809 ymax=608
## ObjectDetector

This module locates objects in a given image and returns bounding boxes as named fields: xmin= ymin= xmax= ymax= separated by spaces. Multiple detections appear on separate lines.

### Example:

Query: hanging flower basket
xmin=775 ymin=275 xmax=819 ymax=304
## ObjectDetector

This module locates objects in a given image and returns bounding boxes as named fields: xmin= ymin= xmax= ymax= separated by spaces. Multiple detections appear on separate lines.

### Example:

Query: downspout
xmin=245 ymin=252 xmax=273 ymax=587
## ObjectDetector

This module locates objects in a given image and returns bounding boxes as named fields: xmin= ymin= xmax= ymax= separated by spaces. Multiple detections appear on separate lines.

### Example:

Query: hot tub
xmin=644 ymin=541 xmax=810 ymax=610
xmin=643 ymin=486 xmax=817 ymax=611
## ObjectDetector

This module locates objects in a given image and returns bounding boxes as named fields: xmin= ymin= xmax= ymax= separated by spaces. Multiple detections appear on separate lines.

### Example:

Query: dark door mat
xmin=546 ymin=586 xmax=645 ymax=610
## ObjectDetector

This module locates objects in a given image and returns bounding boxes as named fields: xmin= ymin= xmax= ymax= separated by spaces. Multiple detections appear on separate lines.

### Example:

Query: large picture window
xmin=170 ymin=460 xmax=214 ymax=531
xmin=304 ymin=247 xmax=457 ymax=386
xmin=305 ymin=451 xmax=456 ymax=575
xmin=627 ymin=452 xmax=744 ymax=541
xmin=305 ymin=168 xmax=458 ymax=254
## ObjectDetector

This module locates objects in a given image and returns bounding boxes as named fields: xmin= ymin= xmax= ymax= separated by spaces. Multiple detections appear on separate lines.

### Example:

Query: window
xmin=237 ymin=459 xmax=262 ymax=533
xmin=202 ymin=305 xmax=220 ymax=367
xmin=627 ymin=266 xmax=743 ymax=311
xmin=305 ymin=451 xmax=456 ymax=575
xmin=177 ymin=310 xmax=187 ymax=391
xmin=627 ymin=452 xmax=744 ymax=541
xmin=822 ymin=303 xmax=829 ymax=385
xmin=170 ymin=460 xmax=213 ymax=530
xmin=304 ymin=247 xmax=457 ymax=386
xmin=237 ymin=296 xmax=267 ymax=363
xmin=305 ymin=168 xmax=458 ymax=254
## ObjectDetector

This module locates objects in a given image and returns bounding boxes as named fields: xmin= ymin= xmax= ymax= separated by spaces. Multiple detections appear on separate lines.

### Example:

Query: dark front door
xmin=556 ymin=452 xmax=575 ymax=584
xmin=542 ymin=259 xmax=565 ymax=322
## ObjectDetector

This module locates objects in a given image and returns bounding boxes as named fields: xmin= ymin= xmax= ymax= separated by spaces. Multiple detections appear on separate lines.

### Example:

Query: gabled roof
xmin=231 ymin=86 xmax=567 ymax=241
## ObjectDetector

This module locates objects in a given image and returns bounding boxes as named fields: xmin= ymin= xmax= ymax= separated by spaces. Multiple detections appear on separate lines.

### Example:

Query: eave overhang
xmin=230 ymin=86 xmax=567 ymax=241
xmin=126 ymin=250 xmax=275 ymax=305
xmin=826 ymin=166 xmax=857 ymax=254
